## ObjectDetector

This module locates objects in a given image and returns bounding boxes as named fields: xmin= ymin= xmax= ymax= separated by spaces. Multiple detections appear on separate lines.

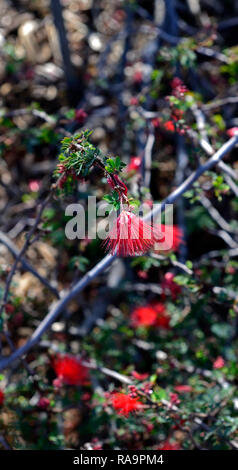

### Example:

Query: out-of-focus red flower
xmin=152 ymin=302 xmax=171 ymax=329
xmin=137 ymin=270 xmax=149 ymax=280
xmin=213 ymin=356 xmax=225 ymax=369
xmin=174 ymin=385 xmax=193 ymax=393
xmin=171 ymin=77 xmax=183 ymax=89
xmin=53 ymin=377 xmax=63 ymax=389
xmin=75 ymin=108 xmax=88 ymax=123
xmin=161 ymin=272 xmax=181 ymax=300
xmin=133 ymin=70 xmax=143 ymax=84
xmin=132 ymin=371 xmax=149 ymax=380
xmin=5 ymin=303 xmax=15 ymax=314
xmin=131 ymin=302 xmax=170 ymax=329
xmin=37 ymin=397 xmax=50 ymax=410
xmin=102 ymin=210 xmax=159 ymax=257
xmin=126 ymin=156 xmax=142 ymax=172
xmin=227 ymin=127 xmax=238 ymax=137
xmin=171 ymin=77 xmax=187 ymax=96
xmin=82 ymin=392 xmax=91 ymax=401
xmin=164 ymin=120 xmax=175 ymax=132
xmin=29 ymin=180 xmax=40 ymax=192
xmin=110 ymin=392 xmax=143 ymax=416
xmin=130 ymin=97 xmax=139 ymax=106
xmin=53 ymin=355 xmax=90 ymax=386
xmin=131 ymin=305 xmax=158 ymax=327
xmin=169 ymin=392 xmax=180 ymax=405
xmin=152 ymin=118 xmax=160 ymax=128
xmin=153 ymin=225 xmax=183 ymax=252
xmin=0 ymin=389 xmax=4 ymax=406
xmin=158 ymin=440 xmax=181 ymax=450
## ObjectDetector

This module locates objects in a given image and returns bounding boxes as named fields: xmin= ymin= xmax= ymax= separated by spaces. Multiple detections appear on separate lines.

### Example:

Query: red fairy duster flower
xmin=131 ymin=305 xmax=158 ymax=327
xmin=131 ymin=302 xmax=170 ymax=329
xmin=164 ymin=120 xmax=175 ymax=132
xmin=154 ymin=225 xmax=183 ymax=253
xmin=110 ymin=392 xmax=143 ymax=416
xmin=127 ymin=156 xmax=142 ymax=172
xmin=0 ymin=389 xmax=4 ymax=406
xmin=213 ymin=356 xmax=225 ymax=369
xmin=53 ymin=355 xmax=90 ymax=386
xmin=102 ymin=210 xmax=158 ymax=257
xmin=132 ymin=371 xmax=149 ymax=380
xmin=152 ymin=302 xmax=171 ymax=329
xmin=227 ymin=127 xmax=238 ymax=137
xmin=174 ymin=385 xmax=193 ymax=393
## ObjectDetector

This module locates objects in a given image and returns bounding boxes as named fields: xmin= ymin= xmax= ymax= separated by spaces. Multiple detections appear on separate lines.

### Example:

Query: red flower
xmin=0 ymin=389 xmax=4 ymax=406
xmin=130 ymin=97 xmax=139 ymax=106
xmin=174 ymin=385 xmax=193 ymax=393
xmin=5 ymin=303 xmax=15 ymax=314
xmin=75 ymin=108 xmax=87 ymax=123
xmin=164 ymin=120 xmax=175 ymax=132
xmin=102 ymin=210 xmax=159 ymax=257
xmin=169 ymin=392 xmax=180 ymax=405
xmin=126 ymin=156 xmax=142 ymax=172
xmin=152 ymin=118 xmax=160 ymax=128
xmin=153 ymin=225 xmax=183 ymax=252
xmin=161 ymin=272 xmax=181 ymax=300
xmin=171 ymin=77 xmax=183 ymax=89
xmin=158 ymin=440 xmax=181 ymax=450
xmin=154 ymin=302 xmax=171 ymax=329
xmin=131 ymin=302 xmax=170 ymax=329
xmin=133 ymin=70 xmax=143 ymax=84
xmin=53 ymin=355 xmax=90 ymax=386
xmin=213 ymin=356 xmax=225 ymax=369
xmin=132 ymin=371 xmax=149 ymax=380
xmin=137 ymin=270 xmax=148 ymax=279
xmin=29 ymin=180 xmax=40 ymax=192
xmin=131 ymin=305 xmax=158 ymax=327
xmin=171 ymin=77 xmax=187 ymax=96
xmin=227 ymin=127 xmax=238 ymax=137
xmin=110 ymin=392 xmax=143 ymax=416
xmin=37 ymin=397 xmax=50 ymax=410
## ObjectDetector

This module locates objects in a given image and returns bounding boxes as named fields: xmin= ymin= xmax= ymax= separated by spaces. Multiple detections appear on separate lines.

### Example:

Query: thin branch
xmin=0 ymin=230 xmax=59 ymax=298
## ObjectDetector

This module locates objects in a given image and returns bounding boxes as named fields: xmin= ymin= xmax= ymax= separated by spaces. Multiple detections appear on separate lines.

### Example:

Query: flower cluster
xmin=109 ymin=392 xmax=144 ymax=416
xmin=131 ymin=302 xmax=170 ymax=329
xmin=53 ymin=354 xmax=90 ymax=386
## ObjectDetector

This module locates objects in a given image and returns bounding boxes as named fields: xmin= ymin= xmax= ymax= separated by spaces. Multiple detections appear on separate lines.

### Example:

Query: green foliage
xmin=105 ymin=156 xmax=126 ymax=173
